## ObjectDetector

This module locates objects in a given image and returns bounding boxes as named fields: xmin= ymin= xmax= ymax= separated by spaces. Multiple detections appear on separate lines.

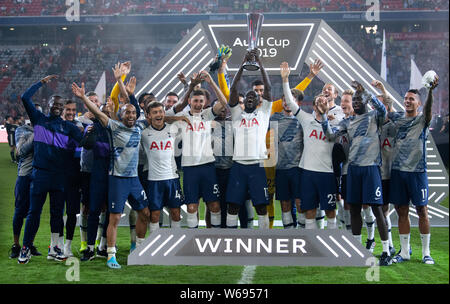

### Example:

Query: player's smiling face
xmin=244 ymin=90 xmax=259 ymax=113
xmin=189 ymin=95 xmax=205 ymax=114
xmin=404 ymin=92 xmax=421 ymax=114
xmin=340 ymin=94 xmax=353 ymax=116
xmin=352 ymin=96 xmax=366 ymax=115
xmin=121 ymin=104 xmax=137 ymax=127
xmin=63 ymin=103 xmax=76 ymax=121
xmin=322 ymin=84 xmax=337 ymax=101
xmin=149 ymin=105 xmax=165 ymax=129
xmin=48 ymin=96 xmax=64 ymax=117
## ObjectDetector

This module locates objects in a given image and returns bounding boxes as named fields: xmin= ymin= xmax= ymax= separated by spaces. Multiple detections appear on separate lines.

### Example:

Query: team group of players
xmin=10 ymin=48 xmax=439 ymax=269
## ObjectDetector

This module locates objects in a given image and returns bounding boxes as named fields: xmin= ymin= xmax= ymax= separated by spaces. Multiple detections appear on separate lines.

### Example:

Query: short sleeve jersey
xmin=270 ymin=112 xmax=303 ymax=170
xmin=141 ymin=124 xmax=179 ymax=181
xmin=107 ymin=119 xmax=147 ymax=177
xmin=168 ymin=107 xmax=216 ymax=167
xmin=388 ymin=112 xmax=429 ymax=172
xmin=230 ymin=99 xmax=272 ymax=164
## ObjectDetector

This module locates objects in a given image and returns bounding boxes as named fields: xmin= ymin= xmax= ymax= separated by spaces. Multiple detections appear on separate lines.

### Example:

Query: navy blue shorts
xmin=108 ymin=175 xmax=148 ymax=213
xmin=147 ymin=178 xmax=183 ymax=211
xmin=226 ymin=162 xmax=269 ymax=206
xmin=346 ymin=165 xmax=383 ymax=205
xmin=182 ymin=162 xmax=219 ymax=204
xmin=389 ymin=170 xmax=428 ymax=206
xmin=275 ymin=167 xmax=301 ymax=201
xmin=299 ymin=169 xmax=336 ymax=211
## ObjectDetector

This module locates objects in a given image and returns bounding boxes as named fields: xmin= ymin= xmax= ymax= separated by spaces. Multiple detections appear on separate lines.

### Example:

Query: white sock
xmin=99 ymin=237 xmax=107 ymax=251
xmin=385 ymin=212 xmax=393 ymax=247
xmin=210 ymin=211 xmax=221 ymax=228
xmin=186 ymin=211 xmax=198 ymax=228
xmin=149 ymin=222 xmax=160 ymax=233
xmin=420 ymin=233 xmax=431 ymax=258
xmin=327 ymin=217 xmax=337 ymax=229
xmin=136 ymin=237 xmax=145 ymax=248
xmin=96 ymin=212 xmax=106 ymax=242
xmin=226 ymin=213 xmax=238 ymax=228
xmin=130 ymin=228 xmax=136 ymax=244
xmin=316 ymin=208 xmax=325 ymax=229
xmin=298 ymin=212 xmax=306 ymax=228
xmin=399 ymin=234 xmax=411 ymax=259
xmin=50 ymin=233 xmax=58 ymax=248
xmin=80 ymin=214 xmax=87 ymax=243
xmin=343 ymin=209 xmax=351 ymax=229
xmin=88 ymin=244 xmax=94 ymax=251
xmin=363 ymin=207 xmax=375 ymax=240
xmin=282 ymin=211 xmax=294 ymax=229
xmin=65 ymin=239 xmax=72 ymax=250
xmin=353 ymin=234 xmax=362 ymax=244
xmin=107 ymin=246 xmax=116 ymax=260
xmin=171 ymin=220 xmax=181 ymax=229
xmin=258 ymin=214 xmax=269 ymax=229
xmin=381 ymin=240 xmax=390 ymax=255
xmin=129 ymin=210 xmax=137 ymax=243
xmin=58 ymin=235 xmax=65 ymax=250
xmin=305 ymin=218 xmax=316 ymax=230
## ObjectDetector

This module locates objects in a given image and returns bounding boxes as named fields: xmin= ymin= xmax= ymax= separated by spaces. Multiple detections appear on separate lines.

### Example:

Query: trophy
xmin=243 ymin=13 xmax=264 ymax=71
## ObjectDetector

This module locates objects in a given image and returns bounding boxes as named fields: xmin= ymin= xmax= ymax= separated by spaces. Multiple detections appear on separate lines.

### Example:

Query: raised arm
xmin=112 ymin=62 xmax=130 ymax=103
xmin=280 ymin=62 xmax=299 ymax=114
xmin=72 ymin=82 xmax=109 ymax=127
xmin=172 ymin=72 xmax=203 ymax=114
xmin=229 ymin=52 xmax=251 ymax=107
xmin=353 ymin=80 xmax=386 ymax=125
xmin=21 ymin=75 xmax=57 ymax=123
xmin=424 ymin=75 xmax=439 ymax=125
xmin=202 ymin=70 xmax=227 ymax=114
xmin=317 ymin=99 xmax=346 ymax=142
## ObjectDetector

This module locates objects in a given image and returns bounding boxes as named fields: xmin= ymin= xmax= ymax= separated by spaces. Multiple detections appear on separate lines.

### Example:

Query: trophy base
xmin=243 ymin=61 xmax=260 ymax=71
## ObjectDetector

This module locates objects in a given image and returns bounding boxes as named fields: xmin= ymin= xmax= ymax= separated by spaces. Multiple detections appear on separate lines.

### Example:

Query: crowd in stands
xmin=1 ymin=0 xmax=448 ymax=17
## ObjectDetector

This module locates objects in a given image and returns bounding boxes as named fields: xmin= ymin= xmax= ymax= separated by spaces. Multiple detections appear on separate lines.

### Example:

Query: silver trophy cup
xmin=243 ymin=13 xmax=264 ymax=71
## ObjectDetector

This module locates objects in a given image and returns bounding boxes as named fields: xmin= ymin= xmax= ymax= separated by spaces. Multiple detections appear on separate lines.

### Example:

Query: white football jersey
xmin=328 ymin=105 xmax=345 ymax=127
xmin=167 ymin=107 xmax=216 ymax=167
xmin=230 ymin=99 xmax=272 ymax=164
xmin=295 ymin=109 xmax=334 ymax=173
xmin=141 ymin=124 xmax=178 ymax=181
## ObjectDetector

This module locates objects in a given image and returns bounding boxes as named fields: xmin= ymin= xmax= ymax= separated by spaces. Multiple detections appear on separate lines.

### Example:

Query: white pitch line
xmin=427 ymin=170 xmax=443 ymax=173
xmin=329 ymin=235 xmax=351 ymax=257
xmin=428 ymin=192 xmax=437 ymax=200
xmin=341 ymin=235 xmax=364 ymax=258
xmin=427 ymin=148 xmax=434 ymax=151
xmin=316 ymin=235 xmax=338 ymax=257
xmin=427 ymin=162 xmax=439 ymax=165
xmin=238 ymin=265 xmax=257 ymax=284
xmin=427 ymin=155 xmax=437 ymax=158
xmin=163 ymin=235 xmax=186 ymax=256
xmin=151 ymin=234 xmax=174 ymax=256
xmin=408 ymin=212 xmax=419 ymax=219
xmin=427 ymin=210 xmax=444 ymax=219
xmin=434 ymin=192 xmax=446 ymax=203
xmin=139 ymin=234 xmax=162 ymax=256
xmin=429 ymin=184 xmax=449 ymax=187
xmin=427 ymin=205 xmax=449 ymax=216
xmin=428 ymin=177 xmax=446 ymax=180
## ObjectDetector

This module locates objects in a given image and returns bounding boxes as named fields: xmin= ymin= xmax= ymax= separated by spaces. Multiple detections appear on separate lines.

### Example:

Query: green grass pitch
xmin=0 ymin=143 xmax=448 ymax=284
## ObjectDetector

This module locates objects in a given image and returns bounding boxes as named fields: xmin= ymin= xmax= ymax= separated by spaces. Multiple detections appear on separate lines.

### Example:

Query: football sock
xmin=258 ymin=214 xmax=270 ymax=229
xmin=297 ymin=212 xmax=306 ymax=228
xmin=171 ymin=220 xmax=181 ymax=229
xmin=149 ymin=222 xmax=160 ymax=233
xmin=386 ymin=213 xmax=393 ymax=247
xmin=305 ymin=218 xmax=316 ymax=230
xmin=282 ymin=211 xmax=294 ymax=229
xmin=363 ymin=207 xmax=375 ymax=240
xmin=107 ymin=246 xmax=116 ymax=260
xmin=96 ymin=212 xmax=106 ymax=243
xmin=381 ymin=240 xmax=390 ymax=255
xmin=246 ymin=200 xmax=254 ymax=229
xmin=136 ymin=237 xmax=145 ymax=248
xmin=226 ymin=213 xmax=238 ymax=229
xmin=399 ymin=234 xmax=411 ymax=259
xmin=420 ymin=233 xmax=431 ymax=258
xmin=327 ymin=217 xmax=337 ymax=229
xmin=353 ymin=234 xmax=362 ymax=244
xmin=343 ymin=209 xmax=351 ymax=230
xmin=210 ymin=211 xmax=221 ymax=228
xmin=316 ymin=208 xmax=325 ymax=229
xmin=186 ymin=211 xmax=198 ymax=228
xmin=99 ymin=237 xmax=107 ymax=251
xmin=50 ymin=232 xmax=59 ymax=249
xmin=129 ymin=210 xmax=137 ymax=243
